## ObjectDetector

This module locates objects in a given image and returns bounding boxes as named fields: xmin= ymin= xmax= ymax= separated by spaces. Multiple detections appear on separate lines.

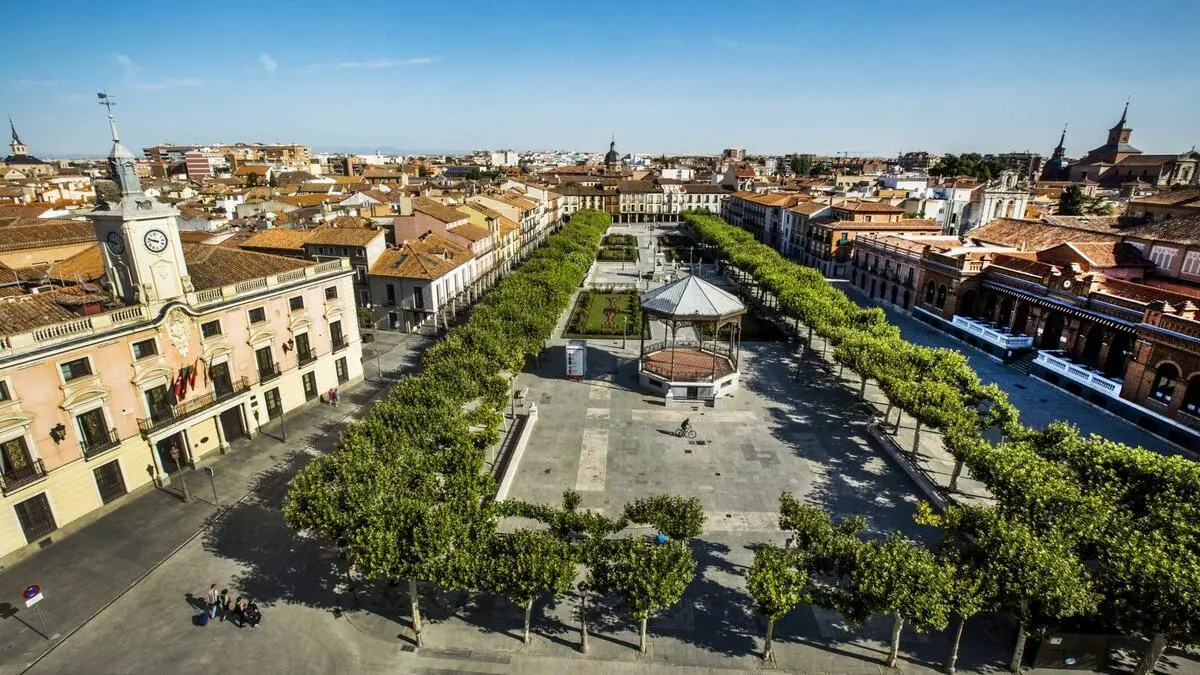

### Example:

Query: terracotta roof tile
xmin=304 ymin=227 xmax=382 ymax=247
xmin=239 ymin=228 xmax=313 ymax=252
xmin=968 ymin=218 xmax=1121 ymax=249
xmin=1067 ymin=242 xmax=1149 ymax=268
xmin=0 ymin=294 xmax=77 ymax=334
xmin=1129 ymin=188 xmax=1200 ymax=207
xmin=368 ymin=238 xmax=470 ymax=280
xmin=412 ymin=197 xmax=468 ymax=224
xmin=182 ymin=243 xmax=312 ymax=291
xmin=990 ymin=253 xmax=1055 ymax=277
xmin=0 ymin=220 xmax=95 ymax=252
xmin=1100 ymin=277 xmax=1198 ymax=305
xmin=1121 ymin=214 xmax=1200 ymax=245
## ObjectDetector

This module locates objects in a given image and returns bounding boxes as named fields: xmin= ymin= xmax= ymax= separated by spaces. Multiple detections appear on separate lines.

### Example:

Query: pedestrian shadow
xmin=184 ymin=593 xmax=206 ymax=611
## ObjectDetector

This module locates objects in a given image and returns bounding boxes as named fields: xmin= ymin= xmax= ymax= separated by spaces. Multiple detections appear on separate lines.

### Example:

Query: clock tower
xmin=88 ymin=97 xmax=192 ymax=307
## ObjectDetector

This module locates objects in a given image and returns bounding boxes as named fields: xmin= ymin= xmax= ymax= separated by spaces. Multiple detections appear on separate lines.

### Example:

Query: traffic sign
xmin=22 ymin=585 xmax=39 ymax=600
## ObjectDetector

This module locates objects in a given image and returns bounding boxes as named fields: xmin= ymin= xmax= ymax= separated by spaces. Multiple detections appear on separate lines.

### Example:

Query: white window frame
xmin=199 ymin=319 xmax=223 ymax=340
xmin=1150 ymin=245 xmax=1178 ymax=271
xmin=130 ymin=336 xmax=159 ymax=362
xmin=73 ymin=400 xmax=114 ymax=448
xmin=1180 ymin=251 xmax=1200 ymax=277
xmin=57 ymin=355 xmax=94 ymax=385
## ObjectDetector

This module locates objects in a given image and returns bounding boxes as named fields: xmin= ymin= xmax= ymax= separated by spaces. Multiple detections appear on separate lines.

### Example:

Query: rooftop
xmin=239 ymin=228 xmax=312 ymax=252
xmin=369 ymin=237 xmax=470 ymax=280
xmin=641 ymin=274 xmax=746 ymax=319
xmin=183 ymin=243 xmax=313 ymax=291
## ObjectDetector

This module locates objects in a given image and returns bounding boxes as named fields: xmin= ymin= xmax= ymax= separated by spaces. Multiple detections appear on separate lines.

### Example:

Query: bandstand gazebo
xmin=638 ymin=275 xmax=746 ymax=403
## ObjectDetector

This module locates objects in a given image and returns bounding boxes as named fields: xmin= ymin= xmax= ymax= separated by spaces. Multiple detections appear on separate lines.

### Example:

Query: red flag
xmin=189 ymin=360 xmax=199 ymax=391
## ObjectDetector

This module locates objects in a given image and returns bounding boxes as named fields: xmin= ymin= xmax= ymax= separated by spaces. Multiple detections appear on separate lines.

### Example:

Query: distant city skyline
xmin=6 ymin=0 xmax=1199 ymax=158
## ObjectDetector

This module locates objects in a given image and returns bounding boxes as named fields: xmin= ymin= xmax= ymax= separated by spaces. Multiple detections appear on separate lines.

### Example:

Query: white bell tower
xmin=87 ymin=93 xmax=192 ymax=307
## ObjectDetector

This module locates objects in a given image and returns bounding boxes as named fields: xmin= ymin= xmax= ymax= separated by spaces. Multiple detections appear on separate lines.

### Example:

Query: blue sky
xmin=4 ymin=0 xmax=1199 ymax=157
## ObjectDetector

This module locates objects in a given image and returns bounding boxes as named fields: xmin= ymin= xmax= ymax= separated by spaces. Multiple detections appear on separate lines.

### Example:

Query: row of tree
xmin=682 ymin=210 xmax=1200 ymax=674
xmin=928 ymin=153 xmax=1009 ymax=180
xmin=284 ymin=210 xmax=613 ymax=644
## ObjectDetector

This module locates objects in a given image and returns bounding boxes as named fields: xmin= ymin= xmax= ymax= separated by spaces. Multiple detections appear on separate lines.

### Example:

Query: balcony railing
xmin=331 ymin=336 xmax=347 ymax=352
xmin=297 ymin=350 xmax=317 ymax=366
xmin=137 ymin=377 xmax=250 ymax=435
xmin=1034 ymin=350 xmax=1123 ymax=398
xmin=951 ymin=315 xmax=1034 ymax=350
xmin=2 ymin=459 xmax=47 ymax=495
xmin=258 ymin=363 xmax=281 ymax=383
xmin=82 ymin=428 xmax=121 ymax=459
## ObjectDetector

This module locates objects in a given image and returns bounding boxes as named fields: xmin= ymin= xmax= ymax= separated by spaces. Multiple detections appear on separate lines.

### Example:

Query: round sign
xmin=22 ymin=584 xmax=39 ymax=600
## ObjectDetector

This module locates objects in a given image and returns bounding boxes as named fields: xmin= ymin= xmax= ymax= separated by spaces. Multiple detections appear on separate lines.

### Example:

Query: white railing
xmin=1034 ymin=350 xmax=1123 ymax=398
xmin=951 ymin=315 xmax=1034 ymax=349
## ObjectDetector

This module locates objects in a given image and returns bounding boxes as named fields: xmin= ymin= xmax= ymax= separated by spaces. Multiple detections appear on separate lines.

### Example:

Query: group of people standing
xmin=204 ymin=583 xmax=261 ymax=628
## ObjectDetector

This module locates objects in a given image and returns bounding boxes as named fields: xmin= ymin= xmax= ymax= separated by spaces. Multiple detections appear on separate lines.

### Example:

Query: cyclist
xmin=680 ymin=417 xmax=692 ymax=435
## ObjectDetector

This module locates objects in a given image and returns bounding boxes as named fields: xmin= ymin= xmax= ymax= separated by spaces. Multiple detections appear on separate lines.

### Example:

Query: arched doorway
xmin=890 ymin=285 xmax=898 ymax=305
xmin=870 ymin=279 xmax=877 ymax=297
xmin=1012 ymin=302 xmax=1030 ymax=335
xmin=936 ymin=285 xmax=948 ymax=309
xmin=998 ymin=296 xmax=1014 ymax=328
xmin=983 ymin=293 xmax=997 ymax=321
xmin=956 ymin=289 xmax=978 ymax=317
xmin=880 ymin=283 xmax=888 ymax=300
xmin=1080 ymin=324 xmax=1105 ymax=368
xmin=924 ymin=281 xmax=936 ymax=304
xmin=903 ymin=290 xmax=911 ymax=309
xmin=1040 ymin=313 xmax=1065 ymax=350
xmin=1103 ymin=331 xmax=1132 ymax=378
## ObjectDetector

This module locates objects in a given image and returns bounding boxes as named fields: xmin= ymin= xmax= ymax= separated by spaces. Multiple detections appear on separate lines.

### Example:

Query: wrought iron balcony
xmin=137 ymin=377 xmax=250 ymax=436
xmin=2 ymin=458 xmax=46 ymax=495
xmin=258 ymin=363 xmax=281 ymax=383
xmin=82 ymin=428 xmax=121 ymax=459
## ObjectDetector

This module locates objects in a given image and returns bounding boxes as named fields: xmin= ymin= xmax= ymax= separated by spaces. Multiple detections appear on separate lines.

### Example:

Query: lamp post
xmin=622 ymin=314 xmax=629 ymax=350
xmin=171 ymin=446 xmax=191 ymax=503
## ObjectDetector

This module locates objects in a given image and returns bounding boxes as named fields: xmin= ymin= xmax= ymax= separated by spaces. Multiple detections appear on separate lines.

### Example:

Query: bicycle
xmin=674 ymin=426 xmax=697 ymax=439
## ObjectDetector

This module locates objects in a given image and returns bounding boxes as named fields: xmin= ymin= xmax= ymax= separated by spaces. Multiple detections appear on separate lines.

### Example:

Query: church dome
xmin=604 ymin=139 xmax=620 ymax=165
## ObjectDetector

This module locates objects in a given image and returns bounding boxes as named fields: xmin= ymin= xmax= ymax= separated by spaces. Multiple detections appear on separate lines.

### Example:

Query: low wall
xmin=492 ymin=404 xmax=538 ymax=502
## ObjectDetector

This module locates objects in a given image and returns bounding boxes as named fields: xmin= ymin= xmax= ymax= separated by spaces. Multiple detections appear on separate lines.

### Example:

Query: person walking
xmin=204 ymin=583 xmax=219 ymax=619
xmin=218 ymin=589 xmax=231 ymax=622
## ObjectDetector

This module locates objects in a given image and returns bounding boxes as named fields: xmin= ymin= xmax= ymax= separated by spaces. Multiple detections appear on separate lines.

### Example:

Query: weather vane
xmin=97 ymin=90 xmax=115 ymax=114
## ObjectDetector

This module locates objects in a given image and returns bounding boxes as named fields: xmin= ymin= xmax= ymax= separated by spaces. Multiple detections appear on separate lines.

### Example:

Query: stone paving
xmin=10 ymin=234 xmax=1200 ymax=674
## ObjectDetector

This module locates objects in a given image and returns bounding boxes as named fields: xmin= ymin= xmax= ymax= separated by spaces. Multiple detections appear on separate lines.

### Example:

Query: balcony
xmin=331 ymin=336 xmax=347 ymax=353
xmin=258 ymin=363 xmax=281 ymax=383
xmin=1034 ymin=350 xmax=1123 ymax=399
xmin=2 ymin=459 xmax=46 ymax=495
xmin=137 ymin=377 xmax=250 ymax=436
xmin=951 ymin=315 xmax=1034 ymax=350
xmin=297 ymin=349 xmax=317 ymax=367
xmin=82 ymin=428 xmax=121 ymax=459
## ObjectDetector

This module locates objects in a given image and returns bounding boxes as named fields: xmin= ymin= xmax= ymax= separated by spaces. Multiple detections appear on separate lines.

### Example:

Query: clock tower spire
xmin=87 ymin=92 xmax=192 ymax=307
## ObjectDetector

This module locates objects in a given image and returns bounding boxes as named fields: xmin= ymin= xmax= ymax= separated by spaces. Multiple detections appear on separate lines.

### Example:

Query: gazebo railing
xmin=642 ymin=340 xmax=734 ymax=359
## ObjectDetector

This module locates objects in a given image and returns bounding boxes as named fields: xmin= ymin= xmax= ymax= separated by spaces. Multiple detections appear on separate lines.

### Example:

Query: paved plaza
xmin=4 ymin=236 xmax=1200 ymax=674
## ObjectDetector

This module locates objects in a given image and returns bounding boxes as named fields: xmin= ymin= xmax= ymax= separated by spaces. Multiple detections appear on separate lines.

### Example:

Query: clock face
xmin=143 ymin=229 xmax=169 ymax=253
xmin=105 ymin=231 xmax=125 ymax=255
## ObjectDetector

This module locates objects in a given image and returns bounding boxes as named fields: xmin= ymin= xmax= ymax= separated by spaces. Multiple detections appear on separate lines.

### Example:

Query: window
xmin=93 ymin=460 xmax=127 ymax=504
xmin=336 ymin=357 xmax=348 ymax=384
xmin=295 ymin=333 xmax=313 ymax=363
xmin=302 ymin=372 xmax=318 ymax=400
xmin=60 ymin=357 xmax=92 ymax=382
xmin=0 ymin=380 xmax=9 ymax=402
xmin=145 ymin=385 xmax=172 ymax=422
xmin=76 ymin=408 xmax=112 ymax=455
xmin=248 ymin=307 xmax=266 ymax=324
xmin=255 ymin=346 xmax=276 ymax=379
xmin=14 ymin=493 xmax=56 ymax=543
xmin=1152 ymin=363 xmax=1179 ymax=403
xmin=324 ymin=286 xmax=338 ymax=301
xmin=386 ymin=284 xmax=396 ymax=306
xmin=200 ymin=320 xmax=222 ymax=338
xmin=1181 ymin=251 xmax=1200 ymax=278
xmin=264 ymin=388 xmax=282 ymax=420
xmin=355 ymin=266 xmax=366 ymax=284
xmin=1 ymin=436 xmax=33 ymax=479
xmin=288 ymin=296 xmax=305 ymax=312
xmin=330 ymin=321 xmax=345 ymax=350
xmin=210 ymin=362 xmax=233 ymax=397
xmin=131 ymin=339 xmax=157 ymax=360
xmin=1149 ymin=246 xmax=1178 ymax=271
xmin=413 ymin=286 xmax=425 ymax=309
xmin=936 ymin=285 xmax=948 ymax=308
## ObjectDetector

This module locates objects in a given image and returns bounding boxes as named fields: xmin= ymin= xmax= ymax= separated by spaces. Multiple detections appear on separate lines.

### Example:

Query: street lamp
xmin=622 ymin=314 xmax=629 ymax=350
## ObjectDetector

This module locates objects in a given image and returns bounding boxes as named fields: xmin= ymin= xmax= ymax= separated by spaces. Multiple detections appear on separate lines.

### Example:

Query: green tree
xmin=747 ymin=544 xmax=812 ymax=662
xmin=789 ymin=155 xmax=812 ymax=176
xmin=592 ymin=537 xmax=696 ymax=653
xmin=809 ymin=161 xmax=829 ymax=177
xmin=1056 ymin=184 xmax=1086 ymax=215
xmin=622 ymin=495 xmax=706 ymax=540
xmin=485 ymin=529 xmax=577 ymax=644
xmin=850 ymin=535 xmax=955 ymax=668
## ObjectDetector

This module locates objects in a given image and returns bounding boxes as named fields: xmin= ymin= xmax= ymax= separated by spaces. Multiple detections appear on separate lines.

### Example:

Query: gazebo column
xmin=710 ymin=319 xmax=718 ymax=381
xmin=668 ymin=319 xmax=678 ymax=379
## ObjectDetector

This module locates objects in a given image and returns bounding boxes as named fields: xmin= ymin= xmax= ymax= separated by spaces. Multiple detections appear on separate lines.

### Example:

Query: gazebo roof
xmin=640 ymin=274 xmax=746 ymax=319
